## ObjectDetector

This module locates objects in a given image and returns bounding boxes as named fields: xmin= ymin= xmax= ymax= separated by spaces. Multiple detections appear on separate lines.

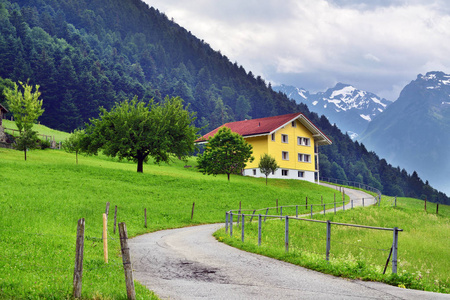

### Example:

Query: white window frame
xmin=282 ymin=151 xmax=289 ymax=161
xmin=298 ymin=153 xmax=311 ymax=163
xmin=282 ymin=169 xmax=289 ymax=176
xmin=271 ymin=133 xmax=275 ymax=141
xmin=297 ymin=136 xmax=311 ymax=146
xmin=298 ymin=171 xmax=304 ymax=178
xmin=253 ymin=169 xmax=257 ymax=175
xmin=281 ymin=134 xmax=288 ymax=143
xmin=291 ymin=121 xmax=296 ymax=127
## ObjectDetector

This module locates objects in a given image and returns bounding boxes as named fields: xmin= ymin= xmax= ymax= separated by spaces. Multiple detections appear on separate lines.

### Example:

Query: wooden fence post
xmin=310 ymin=205 xmax=313 ymax=218
xmin=73 ymin=218 xmax=85 ymax=298
xmin=264 ymin=208 xmax=269 ymax=222
xmin=119 ymin=223 xmax=136 ymax=300
xmin=280 ymin=206 xmax=283 ymax=220
xmin=225 ymin=212 xmax=229 ymax=233
xmin=424 ymin=197 xmax=427 ymax=212
xmin=436 ymin=203 xmax=439 ymax=215
xmin=323 ymin=204 xmax=326 ymax=215
xmin=191 ymin=202 xmax=195 ymax=220
xmin=285 ymin=216 xmax=289 ymax=253
xmin=362 ymin=198 xmax=365 ymax=207
xmin=113 ymin=206 xmax=117 ymax=234
xmin=392 ymin=227 xmax=399 ymax=274
xmin=241 ymin=214 xmax=245 ymax=242
xmin=305 ymin=197 xmax=308 ymax=209
xmin=105 ymin=202 xmax=110 ymax=219
xmin=276 ymin=199 xmax=278 ymax=213
xmin=237 ymin=201 xmax=241 ymax=225
xmin=103 ymin=213 xmax=108 ymax=264
xmin=258 ymin=214 xmax=262 ymax=246
xmin=326 ymin=220 xmax=331 ymax=261
xmin=395 ymin=197 xmax=397 ymax=207
xmin=296 ymin=205 xmax=298 ymax=218
xmin=230 ymin=213 xmax=233 ymax=237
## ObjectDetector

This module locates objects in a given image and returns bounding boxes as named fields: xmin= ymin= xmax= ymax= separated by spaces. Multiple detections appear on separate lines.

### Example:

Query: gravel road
xmin=129 ymin=185 xmax=449 ymax=300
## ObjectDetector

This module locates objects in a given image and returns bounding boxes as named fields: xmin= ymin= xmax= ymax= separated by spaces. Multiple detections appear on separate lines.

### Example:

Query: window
xmin=253 ymin=169 xmax=257 ymax=175
xmin=297 ymin=137 xmax=311 ymax=146
xmin=298 ymin=171 xmax=304 ymax=178
xmin=282 ymin=134 xmax=288 ymax=143
xmin=271 ymin=133 xmax=275 ymax=141
xmin=282 ymin=151 xmax=289 ymax=160
xmin=291 ymin=121 xmax=296 ymax=127
xmin=298 ymin=153 xmax=311 ymax=163
xmin=282 ymin=169 xmax=289 ymax=176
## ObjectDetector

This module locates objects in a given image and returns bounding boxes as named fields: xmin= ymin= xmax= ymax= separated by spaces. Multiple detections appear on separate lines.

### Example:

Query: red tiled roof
xmin=195 ymin=112 xmax=332 ymax=146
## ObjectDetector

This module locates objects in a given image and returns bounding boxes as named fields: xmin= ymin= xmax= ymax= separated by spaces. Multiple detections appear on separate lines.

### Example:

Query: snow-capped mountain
xmin=359 ymin=71 xmax=450 ymax=196
xmin=273 ymin=83 xmax=392 ymax=138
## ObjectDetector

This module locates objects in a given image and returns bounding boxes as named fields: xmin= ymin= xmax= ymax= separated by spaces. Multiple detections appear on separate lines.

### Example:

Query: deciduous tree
xmin=63 ymin=129 xmax=86 ymax=165
xmin=3 ymin=81 xmax=44 ymax=160
xmin=258 ymin=153 xmax=279 ymax=185
xmin=197 ymin=127 xmax=254 ymax=181
xmin=84 ymin=96 xmax=198 ymax=173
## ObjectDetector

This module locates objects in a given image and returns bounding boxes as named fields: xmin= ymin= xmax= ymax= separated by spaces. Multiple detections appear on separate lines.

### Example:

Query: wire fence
xmin=225 ymin=180 xmax=402 ymax=275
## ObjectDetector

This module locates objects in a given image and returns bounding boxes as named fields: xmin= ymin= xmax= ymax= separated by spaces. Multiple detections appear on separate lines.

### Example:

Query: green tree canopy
xmin=3 ymin=81 xmax=44 ymax=133
xmin=63 ymin=129 xmax=86 ymax=165
xmin=84 ymin=96 xmax=198 ymax=173
xmin=3 ymin=81 xmax=44 ymax=160
xmin=258 ymin=153 xmax=279 ymax=185
xmin=197 ymin=127 xmax=254 ymax=181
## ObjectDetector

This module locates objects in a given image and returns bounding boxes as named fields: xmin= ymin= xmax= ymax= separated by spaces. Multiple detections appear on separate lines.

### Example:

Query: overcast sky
xmin=143 ymin=0 xmax=450 ymax=101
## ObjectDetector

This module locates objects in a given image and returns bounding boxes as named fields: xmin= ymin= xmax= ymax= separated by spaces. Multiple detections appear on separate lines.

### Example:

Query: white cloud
xmin=144 ymin=0 xmax=450 ymax=100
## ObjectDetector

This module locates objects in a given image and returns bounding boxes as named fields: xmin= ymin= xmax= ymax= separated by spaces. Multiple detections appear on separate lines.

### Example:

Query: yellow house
xmin=196 ymin=112 xmax=332 ymax=183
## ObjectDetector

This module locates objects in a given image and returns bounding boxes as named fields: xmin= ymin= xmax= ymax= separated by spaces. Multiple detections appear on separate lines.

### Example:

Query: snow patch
xmin=427 ymin=86 xmax=436 ymax=89
xmin=360 ymin=114 xmax=371 ymax=121
xmin=371 ymin=97 xmax=387 ymax=108
xmin=441 ymin=79 xmax=450 ymax=85
xmin=331 ymin=86 xmax=355 ymax=98
xmin=312 ymin=101 xmax=318 ymax=106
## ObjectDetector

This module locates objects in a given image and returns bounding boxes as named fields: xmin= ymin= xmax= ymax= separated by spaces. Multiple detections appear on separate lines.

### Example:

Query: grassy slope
xmin=0 ymin=148 xmax=341 ymax=299
xmin=216 ymin=195 xmax=450 ymax=293
xmin=2 ymin=120 xmax=71 ymax=142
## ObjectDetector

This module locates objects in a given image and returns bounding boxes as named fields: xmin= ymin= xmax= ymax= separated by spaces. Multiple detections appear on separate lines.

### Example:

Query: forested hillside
xmin=0 ymin=0 xmax=448 ymax=204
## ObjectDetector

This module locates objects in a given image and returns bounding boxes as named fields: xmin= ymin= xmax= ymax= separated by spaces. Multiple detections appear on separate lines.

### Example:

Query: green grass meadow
xmin=215 ymin=195 xmax=450 ymax=293
xmin=0 ymin=147 xmax=341 ymax=299
xmin=2 ymin=120 xmax=71 ymax=142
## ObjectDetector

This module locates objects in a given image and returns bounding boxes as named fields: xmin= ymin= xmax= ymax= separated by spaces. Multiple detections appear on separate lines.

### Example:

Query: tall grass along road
xmin=129 ymin=223 xmax=447 ymax=299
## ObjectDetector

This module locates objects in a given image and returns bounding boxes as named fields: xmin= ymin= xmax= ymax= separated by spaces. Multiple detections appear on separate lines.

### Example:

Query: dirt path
xmin=129 ymin=185 xmax=448 ymax=300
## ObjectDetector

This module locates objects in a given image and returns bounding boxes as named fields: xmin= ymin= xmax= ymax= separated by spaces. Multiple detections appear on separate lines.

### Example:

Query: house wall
xmin=243 ymin=119 xmax=318 ymax=183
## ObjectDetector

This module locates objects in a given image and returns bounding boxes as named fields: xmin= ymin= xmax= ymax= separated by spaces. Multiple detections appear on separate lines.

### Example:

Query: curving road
xmin=129 ymin=185 xmax=449 ymax=300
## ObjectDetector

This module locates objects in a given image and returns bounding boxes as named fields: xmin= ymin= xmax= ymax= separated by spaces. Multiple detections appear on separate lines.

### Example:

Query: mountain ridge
xmin=274 ymin=83 xmax=392 ymax=138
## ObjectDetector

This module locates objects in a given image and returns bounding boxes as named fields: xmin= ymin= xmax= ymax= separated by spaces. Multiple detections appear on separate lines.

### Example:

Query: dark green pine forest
xmin=0 ymin=0 xmax=448 ymax=204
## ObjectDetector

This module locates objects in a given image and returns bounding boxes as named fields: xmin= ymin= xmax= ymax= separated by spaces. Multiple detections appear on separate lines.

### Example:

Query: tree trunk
xmin=137 ymin=158 xmax=144 ymax=173
xmin=227 ymin=173 xmax=230 ymax=181
xmin=266 ymin=176 xmax=268 ymax=186
xmin=24 ymin=149 xmax=27 ymax=161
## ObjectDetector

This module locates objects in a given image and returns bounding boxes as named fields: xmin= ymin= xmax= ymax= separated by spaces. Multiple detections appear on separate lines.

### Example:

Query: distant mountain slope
xmin=359 ymin=71 xmax=450 ymax=195
xmin=274 ymin=84 xmax=391 ymax=138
